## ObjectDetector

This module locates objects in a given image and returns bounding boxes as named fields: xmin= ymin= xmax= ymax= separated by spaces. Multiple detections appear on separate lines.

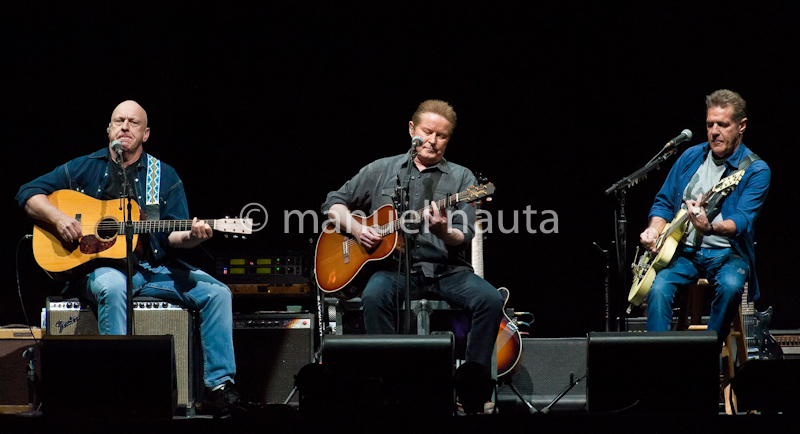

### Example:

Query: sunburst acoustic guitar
xmin=314 ymin=183 xmax=495 ymax=299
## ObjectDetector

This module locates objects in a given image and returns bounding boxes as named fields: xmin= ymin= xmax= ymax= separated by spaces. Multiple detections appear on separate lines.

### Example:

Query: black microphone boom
xmin=666 ymin=129 xmax=692 ymax=148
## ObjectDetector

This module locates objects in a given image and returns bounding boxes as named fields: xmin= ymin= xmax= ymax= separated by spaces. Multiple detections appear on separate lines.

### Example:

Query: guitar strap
xmin=737 ymin=153 xmax=761 ymax=171
xmin=145 ymin=154 xmax=162 ymax=221
xmin=706 ymin=153 xmax=761 ymax=211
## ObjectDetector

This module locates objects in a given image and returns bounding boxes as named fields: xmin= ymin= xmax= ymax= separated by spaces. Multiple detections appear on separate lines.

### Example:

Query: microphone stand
xmin=116 ymin=151 xmax=136 ymax=335
xmin=604 ymin=143 xmax=682 ymax=331
xmin=393 ymin=147 xmax=417 ymax=335
xmin=593 ymin=241 xmax=611 ymax=332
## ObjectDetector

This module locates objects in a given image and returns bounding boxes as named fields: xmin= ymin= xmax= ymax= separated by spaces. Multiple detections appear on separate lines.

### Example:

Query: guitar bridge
xmin=342 ymin=239 xmax=350 ymax=264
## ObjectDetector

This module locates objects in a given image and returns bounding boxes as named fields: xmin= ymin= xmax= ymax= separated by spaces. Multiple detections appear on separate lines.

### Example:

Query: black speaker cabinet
xmin=320 ymin=334 xmax=455 ymax=416
xmin=45 ymin=297 xmax=198 ymax=413
xmin=232 ymin=313 xmax=315 ymax=405
xmin=587 ymin=331 xmax=719 ymax=415
xmin=497 ymin=337 xmax=587 ymax=413
xmin=0 ymin=328 xmax=42 ymax=411
xmin=731 ymin=359 xmax=800 ymax=412
xmin=41 ymin=335 xmax=177 ymax=419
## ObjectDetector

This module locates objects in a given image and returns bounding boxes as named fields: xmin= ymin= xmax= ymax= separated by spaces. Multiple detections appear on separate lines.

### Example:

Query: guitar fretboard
xmin=96 ymin=219 xmax=221 ymax=235
xmin=377 ymin=192 xmax=471 ymax=236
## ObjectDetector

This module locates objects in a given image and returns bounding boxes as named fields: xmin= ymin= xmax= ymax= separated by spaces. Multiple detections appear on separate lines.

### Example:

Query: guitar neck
xmin=660 ymin=189 xmax=716 ymax=241
xmin=123 ymin=219 xmax=216 ymax=234
xmin=379 ymin=194 xmax=467 ymax=236
xmin=472 ymin=220 xmax=485 ymax=278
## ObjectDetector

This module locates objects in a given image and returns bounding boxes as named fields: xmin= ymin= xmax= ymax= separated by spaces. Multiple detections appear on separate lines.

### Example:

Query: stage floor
xmin=2 ymin=408 xmax=799 ymax=434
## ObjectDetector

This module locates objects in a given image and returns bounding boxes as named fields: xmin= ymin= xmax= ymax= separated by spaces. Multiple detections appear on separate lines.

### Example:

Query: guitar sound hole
xmin=96 ymin=218 xmax=120 ymax=242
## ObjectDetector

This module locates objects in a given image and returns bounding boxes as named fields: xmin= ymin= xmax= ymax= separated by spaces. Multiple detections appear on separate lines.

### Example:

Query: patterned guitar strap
xmin=145 ymin=153 xmax=162 ymax=221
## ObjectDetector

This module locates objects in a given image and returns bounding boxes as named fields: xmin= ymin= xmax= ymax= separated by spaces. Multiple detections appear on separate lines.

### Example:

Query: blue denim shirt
xmin=649 ymin=142 xmax=770 ymax=300
xmin=16 ymin=147 xmax=189 ymax=263
xmin=322 ymin=152 xmax=478 ymax=277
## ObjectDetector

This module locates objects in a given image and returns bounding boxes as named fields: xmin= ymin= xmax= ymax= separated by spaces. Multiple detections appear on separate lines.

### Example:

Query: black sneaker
xmin=202 ymin=380 xmax=243 ymax=418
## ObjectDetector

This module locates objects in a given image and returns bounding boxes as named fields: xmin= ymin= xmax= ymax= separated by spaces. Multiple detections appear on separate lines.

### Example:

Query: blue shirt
xmin=16 ymin=147 xmax=189 ymax=264
xmin=322 ymin=152 xmax=478 ymax=277
xmin=649 ymin=142 xmax=770 ymax=300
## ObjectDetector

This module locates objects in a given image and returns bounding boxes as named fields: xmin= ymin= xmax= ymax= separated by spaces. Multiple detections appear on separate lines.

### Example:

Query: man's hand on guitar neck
xmin=686 ymin=193 xmax=713 ymax=234
xmin=424 ymin=201 xmax=465 ymax=246
xmin=169 ymin=218 xmax=213 ymax=249
xmin=640 ymin=217 xmax=667 ymax=253
xmin=686 ymin=193 xmax=736 ymax=237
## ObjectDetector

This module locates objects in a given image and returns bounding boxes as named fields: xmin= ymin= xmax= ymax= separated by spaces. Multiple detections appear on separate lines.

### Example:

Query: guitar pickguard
xmin=79 ymin=235 xmax=118 ymax=255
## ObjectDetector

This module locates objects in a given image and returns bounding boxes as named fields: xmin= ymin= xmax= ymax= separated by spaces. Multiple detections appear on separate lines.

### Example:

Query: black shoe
xmin=202 ymin=380 xmax=243 ymax=418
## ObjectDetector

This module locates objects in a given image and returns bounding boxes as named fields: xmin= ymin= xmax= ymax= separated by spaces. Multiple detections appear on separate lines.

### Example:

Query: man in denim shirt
xmin=16 ymin=100 xmax=241 ymax=415
xmin=640 ymin=90 xmax=770 ymax=344
xmin=323 ymin=100 xmax=503 ymax=377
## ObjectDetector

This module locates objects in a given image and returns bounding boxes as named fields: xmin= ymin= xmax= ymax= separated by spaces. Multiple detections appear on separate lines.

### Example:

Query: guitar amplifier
xmin=0 ymin=328 xmax=42 ymax=412
xmin=45 ymin=297 xmax=199 ymax=414
xmin=232 ymin=313 xmax=315 ymax=405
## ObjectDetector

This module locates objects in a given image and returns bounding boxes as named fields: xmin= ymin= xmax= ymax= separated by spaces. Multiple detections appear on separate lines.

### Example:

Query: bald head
xmin=110 ymin=100 xmax=148 ymax=127
xmin=107 ymin=100 xmax=150 ymax=164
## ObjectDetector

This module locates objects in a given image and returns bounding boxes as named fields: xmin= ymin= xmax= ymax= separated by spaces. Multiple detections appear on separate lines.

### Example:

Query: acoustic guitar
xmin=32 ymin=189 xmax=252 ymax=280
xmin=314 ymin=183 xmax=495 ymax=299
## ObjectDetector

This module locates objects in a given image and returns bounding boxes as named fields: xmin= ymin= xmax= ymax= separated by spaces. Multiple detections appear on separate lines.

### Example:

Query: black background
xmin=3 ymin=2 xmax=799 ymax=338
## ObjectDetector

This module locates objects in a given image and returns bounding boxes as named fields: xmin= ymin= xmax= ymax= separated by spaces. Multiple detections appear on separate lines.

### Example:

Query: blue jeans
xmin=76 ymin=262 xmax=235 ymax=388
xmin=646 ymin=247 xmax=748 ymax=343
xmin=361 ymin=270 xmax=504 ymax=372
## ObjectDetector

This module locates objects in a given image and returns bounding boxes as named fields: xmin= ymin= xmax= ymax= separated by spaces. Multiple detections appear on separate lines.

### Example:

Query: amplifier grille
xmin=233 ymin=313 xmax=315 ymax=405
xmin=45 ymin=297 xmax=197 ymax=412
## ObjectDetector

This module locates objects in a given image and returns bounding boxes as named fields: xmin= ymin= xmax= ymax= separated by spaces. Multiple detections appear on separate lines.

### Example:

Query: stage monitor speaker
xmin=0 ymin=328 xmax=42 ymax=412
xmin=41 ymin=335 xmax=177 ymax=419
xmin=320 ymin=334 xmax=455 ymax=416
xmin=497 ymin=337 xmax=587 ymax=413
xmin=587 ymin=331 xmax=719 ymax=415
xmin=731 ymin=359 xmax=800 ymax=412
xmin=45 ymin=297 xmax=198 ymax=413
xmin=232 ymin=313 xmax=315 ymax=405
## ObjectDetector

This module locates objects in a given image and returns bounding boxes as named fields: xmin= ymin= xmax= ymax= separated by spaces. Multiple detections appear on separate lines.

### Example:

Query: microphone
xmin=666 ymin=129 xmax=692 ymax=148
xmin=111 ymin=140 xmax=123 ymax=156
xmin=411 ymin=136 xmax=423 ymax=150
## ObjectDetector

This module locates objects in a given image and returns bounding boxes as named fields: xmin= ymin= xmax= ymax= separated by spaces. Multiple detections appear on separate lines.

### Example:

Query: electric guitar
xmin=628 ymin=170 xmax=744 ymax=306
xmin=314 ymin=183 xmax=495 ymax=299
xmin=741 ymin=285 xmax=783 ymax=361
xmin=32 ymin=189 xmax=252 ymax=280
xmin=470 ymin=194 xmax=522 ymax=378
xmin=495 ymin=287 xmax=523 ymax=378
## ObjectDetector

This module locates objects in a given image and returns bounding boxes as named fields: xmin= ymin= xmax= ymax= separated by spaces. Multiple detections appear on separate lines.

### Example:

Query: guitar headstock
xmin=712 ymin=170 xmax=745 ymax=196
xmin=214 ymin=218 xmax=253 ymax=235
xmin=460 ymin=183 xmax=496 ymax=204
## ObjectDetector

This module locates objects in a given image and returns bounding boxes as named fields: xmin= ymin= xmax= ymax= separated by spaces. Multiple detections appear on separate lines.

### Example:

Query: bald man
xmin=16 ymin=100 xmax=242 ymax=416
